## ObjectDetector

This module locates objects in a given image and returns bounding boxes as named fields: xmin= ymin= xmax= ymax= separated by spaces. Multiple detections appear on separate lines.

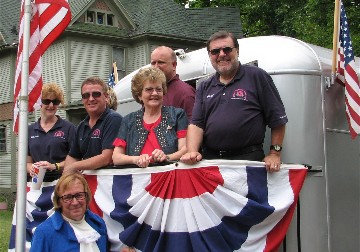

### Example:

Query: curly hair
xmin=52 ymin=171 xmax=92 ymax=211
xmin=107 ymin=88 xmax=118 ymax=110
xmin=131 ymin=67 xmax=167 ymax=104
xmin=42 ymin=83 xmax=65 ymax=105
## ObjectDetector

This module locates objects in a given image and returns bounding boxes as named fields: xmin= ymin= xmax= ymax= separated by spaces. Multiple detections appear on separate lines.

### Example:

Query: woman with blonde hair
xmin=112 ymin=67 xmax=188 ymax=168
xmin=27 ymin=83 xmax=76 ymax=180
xmin=12 ymin=83 xmax=76 ymax=249
xmin=30 ymin=171 xmax=108 ymax=251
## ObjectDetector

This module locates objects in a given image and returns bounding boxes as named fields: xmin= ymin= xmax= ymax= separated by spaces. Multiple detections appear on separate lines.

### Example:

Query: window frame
xmin=0 ymin=126 xmax=6 ymax=152
xmin=112 ymin=47 xmax=126 ymax=80
xmin=86 ymin=10 xmax=116 ymax=27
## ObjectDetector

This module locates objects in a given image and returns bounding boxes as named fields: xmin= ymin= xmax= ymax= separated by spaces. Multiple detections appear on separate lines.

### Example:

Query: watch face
xmin=271 ymin=145 xmax=282 ymax=152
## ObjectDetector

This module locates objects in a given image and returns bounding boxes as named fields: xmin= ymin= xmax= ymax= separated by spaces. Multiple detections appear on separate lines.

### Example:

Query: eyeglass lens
xmin=42 ymin=99 xmax=61 ymax=105
xmin=61 ymin=192 xmax=87 ymax=203
xmin=210 ymin=47 xmax=235 ymax=55
xmin=144 ymin=87 xmax=163 ymax=94
xmin=81 ymin=91 xmax=102 ymax=99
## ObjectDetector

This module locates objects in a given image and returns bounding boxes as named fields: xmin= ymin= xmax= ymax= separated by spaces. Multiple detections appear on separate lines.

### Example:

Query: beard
xmin=213 ymin=57 xmax=239 ymax=77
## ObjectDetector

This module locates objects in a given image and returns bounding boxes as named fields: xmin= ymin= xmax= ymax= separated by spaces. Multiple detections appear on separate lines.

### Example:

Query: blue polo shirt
xmin=191 ymin=63 xmax=288 ymax=151
xmin=69 ymin=108 xmax=123 ymax=160
xmin=28 ymin=116 xmax=76 ymax=181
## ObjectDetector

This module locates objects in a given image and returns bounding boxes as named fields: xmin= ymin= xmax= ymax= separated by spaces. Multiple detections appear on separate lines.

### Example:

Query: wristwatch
xmin=270 ymin=144 xmax=282 ymax=152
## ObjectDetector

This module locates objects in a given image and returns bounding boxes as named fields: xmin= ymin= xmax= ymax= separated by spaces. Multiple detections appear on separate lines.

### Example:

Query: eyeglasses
xmin=41 ymin=99 xmax=61 ymax=105
xmin=81 ymin=91 xmax=102 ymax=99
xmin=60 ymin=192 xmax=87 ymax=203
xmin=143 ymin=87 xmax=163 ymax=94
xmin=209 ymin=47 xmax=236 ymax=55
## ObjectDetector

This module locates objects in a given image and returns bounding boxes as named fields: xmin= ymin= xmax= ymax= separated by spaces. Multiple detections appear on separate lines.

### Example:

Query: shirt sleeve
xmin=176 ymin=129 xmax=187 ymax=138
xmin=190 ymin=80 xmax=207 ymax=129
xmin=179 ymin=87 xmax=195 ymax=120
xmin=113 ymin=138 xmax=127 ymax=148
xmin=66 ymin=123 xmax=76 ymax=153
xmin=114 ymin=114 xmax=131 ymax=148
xmin=30 ymin=225 xmax=51 ymax=252
xmin=258 ymin=72 xmax=288 ymax=128
xmin=68 ymin=126 xmax=82 ymax=159
xmin=175 ymin=107 xmax=189 ymax=132
xmin=101 ymin=112 xmax=123 ymax=150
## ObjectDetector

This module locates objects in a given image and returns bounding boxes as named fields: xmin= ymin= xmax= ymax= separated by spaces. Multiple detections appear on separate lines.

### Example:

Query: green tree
xmin=174 ymin=0 xmax=360 ymax=55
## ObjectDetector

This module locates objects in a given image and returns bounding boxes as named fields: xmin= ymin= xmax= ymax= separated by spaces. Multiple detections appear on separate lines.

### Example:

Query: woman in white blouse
xmin=30 ymin=171 xmax=107 ymax=252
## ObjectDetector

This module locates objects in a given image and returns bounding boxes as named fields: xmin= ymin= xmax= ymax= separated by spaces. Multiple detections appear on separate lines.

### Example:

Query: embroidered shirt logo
xmin=231 ymin=89 xmax=247 ymax=101
xmin=92 ymin=129 xmax=101 ymax=138
xmin=54 ymin=131 xmax=65 ymax=138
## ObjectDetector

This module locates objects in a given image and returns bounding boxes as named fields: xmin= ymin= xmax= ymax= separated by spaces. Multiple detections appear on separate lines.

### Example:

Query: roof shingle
xmin=0 ymin=0 xmax=242 ymax=48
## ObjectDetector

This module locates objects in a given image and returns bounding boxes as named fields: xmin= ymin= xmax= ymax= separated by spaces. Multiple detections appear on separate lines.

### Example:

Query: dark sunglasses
xmin=41 ymin=99 xmax=61 ymax=105
xmin=81 ymin=91 xmax=102 ymax=99
xmin=209 ymin=46 xmax=236 ymax=55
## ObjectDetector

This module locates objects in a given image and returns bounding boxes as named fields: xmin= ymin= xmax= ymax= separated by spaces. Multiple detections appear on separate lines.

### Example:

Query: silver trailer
xmin=114 ymin=36 xmax=360 ymax=252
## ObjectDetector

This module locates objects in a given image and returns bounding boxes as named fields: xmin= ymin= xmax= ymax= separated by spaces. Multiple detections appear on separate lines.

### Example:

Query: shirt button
xmin=223 ymin=93 xmax=225 ymax=95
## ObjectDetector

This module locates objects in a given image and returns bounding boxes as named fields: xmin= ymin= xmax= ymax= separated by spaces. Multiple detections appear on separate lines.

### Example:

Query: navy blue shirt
xmin=191 ymin=63 xmax=288 ymax=151
xmin=28 ymin=116 xmax=76 ymax=181
xmin=69 ymin=108 xmax=123 ymax=160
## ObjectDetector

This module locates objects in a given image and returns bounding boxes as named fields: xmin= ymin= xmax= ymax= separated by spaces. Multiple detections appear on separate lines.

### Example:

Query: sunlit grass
xmin=0 ymin=210 xmax=13 ymax=251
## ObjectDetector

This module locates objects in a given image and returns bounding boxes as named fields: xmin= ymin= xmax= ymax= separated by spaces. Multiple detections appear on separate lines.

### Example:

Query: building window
xmin=97 ymin=13 xmax=105 ymax=25
xmin=107 ymin=14 xmax=114 ymax=26
xmin=113 ymin=48 xmax=126 ymax=80
xmin=86 ymin=11 xmax=116 ymax=27
xmin=87 ymin=11 xmax=95 ymax=23
xmin=0 ymin=126 xmax=6 ymax=152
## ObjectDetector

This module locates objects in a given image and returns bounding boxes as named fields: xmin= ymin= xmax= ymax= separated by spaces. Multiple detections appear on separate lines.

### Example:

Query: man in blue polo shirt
xmin=64 ymin=77 xmax=122 ymax=171
xmin=180 ymin=31 xmax=288 ymax=172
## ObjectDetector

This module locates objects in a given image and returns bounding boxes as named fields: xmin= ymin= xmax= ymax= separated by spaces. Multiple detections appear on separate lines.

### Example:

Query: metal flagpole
xmin=331 ymin=0 xmax=340 ymax=85
xmin=16 ymin=0 xmax=31 ymax=251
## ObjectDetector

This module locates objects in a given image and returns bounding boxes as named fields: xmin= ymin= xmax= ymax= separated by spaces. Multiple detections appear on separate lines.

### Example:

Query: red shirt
xmin=113 ymin=115 xmax=187 ymax=156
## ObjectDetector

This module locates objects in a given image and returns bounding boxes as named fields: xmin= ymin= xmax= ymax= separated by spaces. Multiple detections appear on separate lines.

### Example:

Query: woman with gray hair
xmin=30 ymin=171 xmax=108 ymax=252
xmin=112 ymin=67 xmax=188 ymax=168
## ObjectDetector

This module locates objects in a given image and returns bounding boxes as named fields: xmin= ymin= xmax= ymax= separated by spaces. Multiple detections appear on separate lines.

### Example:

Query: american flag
xmin=13 ymin=0 xmax=71 ymax=133
xmin=336 ymin=0 xmax=360 ymax=139
xmin=108 ymin=66 xmax=116 ymax=88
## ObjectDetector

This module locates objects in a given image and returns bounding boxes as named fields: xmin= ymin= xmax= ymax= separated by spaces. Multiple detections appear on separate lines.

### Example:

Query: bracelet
xmin=55 ymin=163 xmax=60 ymax=171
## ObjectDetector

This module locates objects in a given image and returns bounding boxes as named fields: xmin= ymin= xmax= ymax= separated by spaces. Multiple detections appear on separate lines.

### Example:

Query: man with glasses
xmin=181 ymin=31 xmax=288 ymax=172
xmin=64 ymin=77 xmax=123 ymax=171
xmin=151 ymin=46 xmax=195 ymax=120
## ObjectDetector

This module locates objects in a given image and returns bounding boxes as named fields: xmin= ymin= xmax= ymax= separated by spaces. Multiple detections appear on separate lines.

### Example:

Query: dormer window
xmin=86 ymin=10 xmax=116 ymax=27
xmin=97 ymin=13 xmax=104 ymax=25
xmin=107 ymin=14 xmax=114 ymax=26
xmin=87 ymin=11 xmax=95 ymax=23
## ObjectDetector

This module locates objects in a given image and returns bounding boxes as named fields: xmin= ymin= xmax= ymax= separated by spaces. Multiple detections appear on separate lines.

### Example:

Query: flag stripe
xmin=13 ymin=0 xmax=71 ymax=133
xmin=336 ymin=0 xmax=360 ymax=139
